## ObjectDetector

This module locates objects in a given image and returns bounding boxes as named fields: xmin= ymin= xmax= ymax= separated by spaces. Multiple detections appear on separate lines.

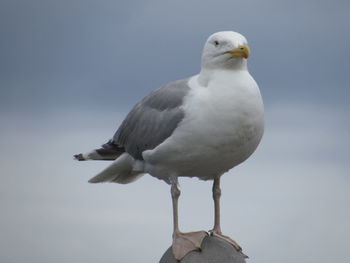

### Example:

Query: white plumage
xmin=143 ymin=69 xmax=264 ymax=182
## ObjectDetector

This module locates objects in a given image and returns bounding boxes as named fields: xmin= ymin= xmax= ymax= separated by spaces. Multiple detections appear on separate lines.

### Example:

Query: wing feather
xmin=112 ymin=78 xmax=190 ymax=160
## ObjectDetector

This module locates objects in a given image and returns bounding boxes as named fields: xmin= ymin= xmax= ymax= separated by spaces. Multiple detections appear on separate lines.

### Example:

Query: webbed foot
xmin=210 ymin=230 xmax=248 ymax=258
xmin=172 ymin=231 xmax=208 ymax=260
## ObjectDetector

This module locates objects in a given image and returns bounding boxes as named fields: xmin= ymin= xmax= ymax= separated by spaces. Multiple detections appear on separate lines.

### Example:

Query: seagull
xmin=74 ymin=31 xmax=264 ymax=260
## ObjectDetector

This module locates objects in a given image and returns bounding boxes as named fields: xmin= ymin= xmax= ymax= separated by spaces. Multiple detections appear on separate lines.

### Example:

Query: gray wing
xmin=112 ymin=78 xmax=190 ymax=160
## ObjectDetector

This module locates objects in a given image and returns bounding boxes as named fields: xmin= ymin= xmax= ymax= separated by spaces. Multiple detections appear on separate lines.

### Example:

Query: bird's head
xmin=201 ymin=31 xmax=250 ymax=70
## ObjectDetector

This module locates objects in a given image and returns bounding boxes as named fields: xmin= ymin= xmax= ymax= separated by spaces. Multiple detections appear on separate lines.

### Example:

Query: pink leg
xmin=211 ymin=176 xmax=248 ymax=258
xmin=171 ymin=181 xmax=208 ymax=260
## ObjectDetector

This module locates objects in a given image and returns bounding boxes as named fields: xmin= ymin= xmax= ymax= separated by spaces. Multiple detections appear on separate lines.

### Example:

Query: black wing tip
xmin=88 ymin=177 xmax=103 ymax=183
xmin=74 ymin=153 xmax=86 ymax=161
xmin=102 ymin=140 xmax=125 ymax=152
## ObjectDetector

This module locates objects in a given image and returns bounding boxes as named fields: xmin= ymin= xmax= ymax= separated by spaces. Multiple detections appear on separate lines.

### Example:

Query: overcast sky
xmin=0 ymin=0 xmax=349 ymax=263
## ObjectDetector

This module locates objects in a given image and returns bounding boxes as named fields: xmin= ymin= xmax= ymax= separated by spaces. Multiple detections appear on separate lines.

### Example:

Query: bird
xmin=74 ymin=31 xmax=264 ymax=261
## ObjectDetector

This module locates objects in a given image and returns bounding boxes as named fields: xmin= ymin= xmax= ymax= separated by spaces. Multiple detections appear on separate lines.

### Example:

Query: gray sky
xmin=0 ymin=0 xmax=349 ymax=262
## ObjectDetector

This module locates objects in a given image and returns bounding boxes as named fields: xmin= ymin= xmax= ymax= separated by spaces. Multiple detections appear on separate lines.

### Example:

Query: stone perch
xmin=159 ymin=236 xmax=247 ymax=263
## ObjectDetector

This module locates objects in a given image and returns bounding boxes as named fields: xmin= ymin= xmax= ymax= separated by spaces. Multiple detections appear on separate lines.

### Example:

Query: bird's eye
xmin=213 ymin=40 xmax=219 ymax=47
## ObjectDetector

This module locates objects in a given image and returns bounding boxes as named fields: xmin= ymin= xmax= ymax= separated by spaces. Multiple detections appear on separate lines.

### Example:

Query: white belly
xmin=143 ymin=71 xmax=264 ymax=182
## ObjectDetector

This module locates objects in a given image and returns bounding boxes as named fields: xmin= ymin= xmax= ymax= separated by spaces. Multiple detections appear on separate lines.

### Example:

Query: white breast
xmin=143 ymin=70 xmax=264 ymax=182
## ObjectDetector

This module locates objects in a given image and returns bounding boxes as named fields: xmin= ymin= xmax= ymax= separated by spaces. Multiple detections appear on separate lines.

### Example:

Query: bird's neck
xmin=198 ymin=61 xmax=248 ymax=87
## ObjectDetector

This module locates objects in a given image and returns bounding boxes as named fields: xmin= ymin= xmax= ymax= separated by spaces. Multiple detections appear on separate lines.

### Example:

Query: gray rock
xmin=159 ymin=236 xmax=247 ymax=263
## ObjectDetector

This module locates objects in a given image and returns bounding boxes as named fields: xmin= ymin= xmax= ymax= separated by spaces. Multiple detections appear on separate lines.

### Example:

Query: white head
xmin=201 ymin=31 xmax=250 ymax=70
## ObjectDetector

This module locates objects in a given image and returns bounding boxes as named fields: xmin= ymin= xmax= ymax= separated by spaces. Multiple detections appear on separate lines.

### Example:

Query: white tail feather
xmin=88 ymin=153 xmax=144 ymax=184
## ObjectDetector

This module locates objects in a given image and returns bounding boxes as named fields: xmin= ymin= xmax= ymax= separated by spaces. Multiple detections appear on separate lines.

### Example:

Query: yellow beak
xmin=226 ymin=45 xmax=250 ymax=59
